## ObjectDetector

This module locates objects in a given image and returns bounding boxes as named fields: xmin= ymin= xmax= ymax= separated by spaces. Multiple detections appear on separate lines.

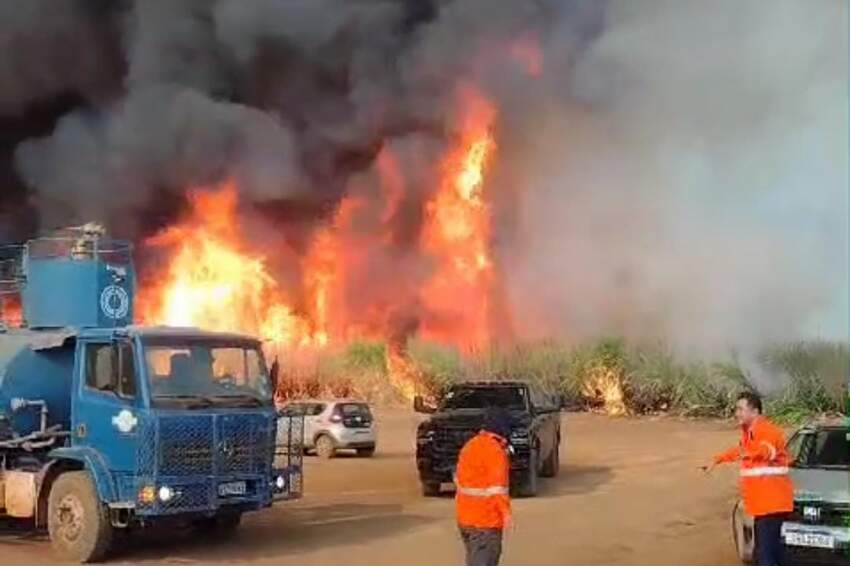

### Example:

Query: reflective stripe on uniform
xmin=456 ymin=485 xmax=509 ymax=497
xmin=740 ymin=466 xmax=789 ymax=477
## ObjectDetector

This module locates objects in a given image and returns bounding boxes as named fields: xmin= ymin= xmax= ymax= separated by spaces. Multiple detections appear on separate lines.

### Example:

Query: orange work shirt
xmin=455 ymin=431 xmax=512 ymax=529
xmin=713 ymin=416 xmax=794 ymax=517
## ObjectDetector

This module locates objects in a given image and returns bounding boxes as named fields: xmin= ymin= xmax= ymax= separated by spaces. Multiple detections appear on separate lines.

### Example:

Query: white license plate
xmin=785 ymin=531 xmax=835 ymax=549
xmin=218 ymin=481 xmax=247 ymax=497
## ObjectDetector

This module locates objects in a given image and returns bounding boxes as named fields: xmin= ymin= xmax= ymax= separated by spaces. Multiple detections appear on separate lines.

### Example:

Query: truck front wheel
xmin=47 ymin=471 xmax=113 ymax=563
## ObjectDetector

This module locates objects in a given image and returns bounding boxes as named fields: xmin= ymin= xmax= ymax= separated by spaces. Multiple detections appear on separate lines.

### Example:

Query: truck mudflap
xmin=273 ymin=414 xmax=304 ymax=500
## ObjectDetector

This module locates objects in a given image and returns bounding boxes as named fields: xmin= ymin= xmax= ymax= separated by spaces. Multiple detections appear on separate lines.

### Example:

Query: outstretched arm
xmin=713 ymin=446 xmax=741 ymax=465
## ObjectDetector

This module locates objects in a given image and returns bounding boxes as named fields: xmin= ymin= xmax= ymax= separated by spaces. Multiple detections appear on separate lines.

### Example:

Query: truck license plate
xmin=785 ymin=531 xmax=835 ymax=549
xmin=218 ymin=481 xmax=247 ymax=497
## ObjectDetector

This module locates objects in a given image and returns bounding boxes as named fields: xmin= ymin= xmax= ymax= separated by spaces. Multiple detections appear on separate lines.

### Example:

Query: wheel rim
xmin=56 ymin=494 xmax=85 ymax=543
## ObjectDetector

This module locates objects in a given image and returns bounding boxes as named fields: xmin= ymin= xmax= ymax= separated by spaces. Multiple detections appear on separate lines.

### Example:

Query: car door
xmin=73 ymin=337 xmax=140 ymax=472
xmin=304 ymin=403 xmax=327 ymax=447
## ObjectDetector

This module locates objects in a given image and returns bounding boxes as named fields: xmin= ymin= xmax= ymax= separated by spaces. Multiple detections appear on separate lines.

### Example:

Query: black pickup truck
xmin=413 ymin=381 xmax=564 ymax=497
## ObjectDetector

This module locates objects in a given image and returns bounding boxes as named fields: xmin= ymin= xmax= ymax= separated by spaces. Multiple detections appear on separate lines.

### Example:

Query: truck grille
xmin=159 ymin=417 xmax=214 ymax=475
xmin=434 ymin=427 xmax=477 ymax=456
xmin=138 ymin=413 xmax=273 ymax=478
xmin=219 ymin=415 xmax=272 ymax=474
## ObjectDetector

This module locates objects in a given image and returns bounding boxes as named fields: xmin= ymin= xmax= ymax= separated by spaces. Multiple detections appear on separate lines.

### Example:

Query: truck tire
xmin=540 ymin=442 xmax=560 ymax=478
xmin=514 ymin=449 xmax=539 ymax=498
xmin=316 ymin=435 xmax=336 ymax=459
xmin=47 ymin=471 xmax=113 ymax=563
xmin=421 ymin=482 xmax=441 ymax=497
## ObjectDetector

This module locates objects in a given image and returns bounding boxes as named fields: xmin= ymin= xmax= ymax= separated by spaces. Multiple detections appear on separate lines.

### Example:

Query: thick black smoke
xmin=0 ymin=0 xmax=845 ymax=357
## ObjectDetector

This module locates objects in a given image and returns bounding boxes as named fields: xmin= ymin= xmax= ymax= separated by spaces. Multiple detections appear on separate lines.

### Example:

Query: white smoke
xmin=500 ymin=0 xmax=848 ymax=357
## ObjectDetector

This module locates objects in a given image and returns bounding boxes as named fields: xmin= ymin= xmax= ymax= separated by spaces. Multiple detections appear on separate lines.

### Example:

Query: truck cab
xmin=0 ymin=227 xmax=303 ymax=562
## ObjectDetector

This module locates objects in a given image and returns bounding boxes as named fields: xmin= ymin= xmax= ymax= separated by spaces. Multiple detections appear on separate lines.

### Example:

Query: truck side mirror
xmin=413 ymin=395 xmax=436 ymax=414
xmin=269 ymin=358 xmax=280 ymax=393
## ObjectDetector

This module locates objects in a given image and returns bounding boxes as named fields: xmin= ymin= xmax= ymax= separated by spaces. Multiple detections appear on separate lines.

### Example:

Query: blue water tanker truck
xmin=0 ymin=226 xmax=303 ymax=562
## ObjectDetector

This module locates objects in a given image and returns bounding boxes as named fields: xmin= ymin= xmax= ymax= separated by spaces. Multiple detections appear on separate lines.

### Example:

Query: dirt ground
xmin=1 ymin=410 xmax=746 ymax=565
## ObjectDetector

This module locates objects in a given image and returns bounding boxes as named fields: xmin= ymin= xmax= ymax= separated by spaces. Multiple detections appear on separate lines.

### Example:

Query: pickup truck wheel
xmin=421 ymin=482 xmax=441 ymax=497
xmin=732 ymin=500 xmax=755 ymax=564
xmin=48 ymin=471 xmax=113 ymax=563
xmin=540 ymin=442 xmax=560 ymax=478
xmin=514 ymin=449 xmax=539 ymax=498
xmin=316 ymin=435 xmax=336 ymax=459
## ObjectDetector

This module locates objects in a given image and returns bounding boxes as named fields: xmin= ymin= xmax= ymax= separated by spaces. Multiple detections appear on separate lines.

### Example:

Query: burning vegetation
xmin=136 ymin=85 xmax=507 ymax=401
xmin=0 ymin=2 xmax=844 ymax=418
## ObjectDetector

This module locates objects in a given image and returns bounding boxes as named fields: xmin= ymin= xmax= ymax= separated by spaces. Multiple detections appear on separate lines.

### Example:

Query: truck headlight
xmin=158 ymin=486 xmax=175 ymax=502
xmin=509 ymin=430 xmax=530 ymax=445
xmin=417 ymin=430 xmax=435 ymax=445
xmin=275 ymin=475 xmax=286 ymax=490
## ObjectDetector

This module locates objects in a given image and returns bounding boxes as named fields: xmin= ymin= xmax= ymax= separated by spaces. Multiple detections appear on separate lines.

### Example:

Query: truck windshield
xmin=441 ymin=387 xmax=527 ymax=411
xmin=143 ymin=340 xmax=272 ymax=408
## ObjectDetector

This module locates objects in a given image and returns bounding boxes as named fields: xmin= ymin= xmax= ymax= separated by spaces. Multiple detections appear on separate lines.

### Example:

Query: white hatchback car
xmin=280 ymin=400 xmax=377 ymax=458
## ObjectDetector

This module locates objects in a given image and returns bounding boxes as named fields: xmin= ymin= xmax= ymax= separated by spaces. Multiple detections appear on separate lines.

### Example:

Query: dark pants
xmin=755 ymin=514 xmax=788 ymax=566
xmin=459 ymin=527 xmax=503 ymax=566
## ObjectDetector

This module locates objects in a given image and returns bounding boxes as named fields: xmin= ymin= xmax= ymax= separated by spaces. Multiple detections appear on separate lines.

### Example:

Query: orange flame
xmin=582 ymin=367 xmax=628 ymax=416
xmin=137 ymin=85 xmax=510 ymax=401
xmin=420 ymin=86 xmax=498 ymax=349
xmin=137 ymin=183 xmax=317 ymax=348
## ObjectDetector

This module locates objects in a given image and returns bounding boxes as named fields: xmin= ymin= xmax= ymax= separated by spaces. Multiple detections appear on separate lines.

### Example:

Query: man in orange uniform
xmin=707 ymin=391 xmax=793 ymax=566
xmin=455 ymin=408 xmax=513 ymax=566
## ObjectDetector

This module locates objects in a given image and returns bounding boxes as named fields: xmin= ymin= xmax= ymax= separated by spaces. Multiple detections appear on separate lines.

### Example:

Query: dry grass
xmin=274 ymin=338 xmax=848 ymax=421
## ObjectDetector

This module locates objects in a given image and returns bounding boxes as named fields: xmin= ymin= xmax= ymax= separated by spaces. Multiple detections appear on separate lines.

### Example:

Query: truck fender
xmin=47 ymin=447 xmax=118 ymax=503
xmin=35 ymin=458 xmax=85 ymax=528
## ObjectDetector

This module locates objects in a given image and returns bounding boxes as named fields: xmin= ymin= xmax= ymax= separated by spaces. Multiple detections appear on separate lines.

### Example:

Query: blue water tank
xmin=20 ymin=234 xmax=135 ymax=329
xmin=0 ymin=330 xmax=75 ymax=436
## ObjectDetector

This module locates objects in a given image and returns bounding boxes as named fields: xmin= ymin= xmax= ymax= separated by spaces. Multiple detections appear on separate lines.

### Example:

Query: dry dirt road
xmin=1 ymin=410 xmax=746 ymax=565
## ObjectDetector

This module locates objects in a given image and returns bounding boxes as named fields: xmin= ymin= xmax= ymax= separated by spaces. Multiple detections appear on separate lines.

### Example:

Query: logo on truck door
xmin=112 ymin=409 xmax=138 ymax=434
xmin=100 ymin=285 xmax=130 ymax=319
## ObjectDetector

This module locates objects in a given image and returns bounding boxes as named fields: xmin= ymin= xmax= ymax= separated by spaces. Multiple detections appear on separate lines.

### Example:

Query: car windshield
xmin=441 ymin=386 xmax=527 ymax=411
xmin=144 ymin=339 xmax=272 ymax=408
xmin=805 ymin=429 xmax=850 ymax=469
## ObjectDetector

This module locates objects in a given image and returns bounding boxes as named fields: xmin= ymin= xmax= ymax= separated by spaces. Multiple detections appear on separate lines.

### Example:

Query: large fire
xmin=136 ymin=186 xmax=319 ymax=348
xmin=420 ymin=87 xmax=498 ymax=350
xmin=137 ymin=86 xmax=504 ymax=399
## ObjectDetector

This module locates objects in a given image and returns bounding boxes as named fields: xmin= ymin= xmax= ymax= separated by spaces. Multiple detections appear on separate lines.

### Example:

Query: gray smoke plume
xmin=0 ymin=0 xmax=123 ymax=117
xmin=3 ymin=0 xmax=847 ymax=360
xmin=498 ymin=0 xmax=848 ymax=361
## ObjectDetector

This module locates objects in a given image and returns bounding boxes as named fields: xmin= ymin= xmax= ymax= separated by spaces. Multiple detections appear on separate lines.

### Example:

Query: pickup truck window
xmin=441 ymin=387 xmax=527 ymax=411
xmin=85 ymin=342 xmax=136 ymax=398
xmin=809 ymin=429 xmax=850 ymax=468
